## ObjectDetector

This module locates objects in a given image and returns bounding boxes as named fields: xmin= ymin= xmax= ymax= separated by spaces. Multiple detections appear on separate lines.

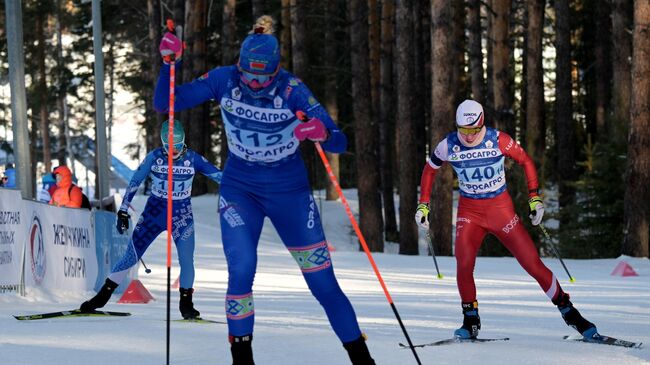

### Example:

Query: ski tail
xmin=14 ymin=309 xmax=131 ymax=321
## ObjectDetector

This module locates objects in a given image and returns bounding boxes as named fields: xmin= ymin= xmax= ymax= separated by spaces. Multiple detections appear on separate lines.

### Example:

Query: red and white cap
xmin=456 ymin=99 xmax=485 ymax=128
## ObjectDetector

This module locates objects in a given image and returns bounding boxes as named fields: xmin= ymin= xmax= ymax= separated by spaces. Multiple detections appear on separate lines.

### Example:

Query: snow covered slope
xmin=1 ymin=193 xmax=648 ymax=365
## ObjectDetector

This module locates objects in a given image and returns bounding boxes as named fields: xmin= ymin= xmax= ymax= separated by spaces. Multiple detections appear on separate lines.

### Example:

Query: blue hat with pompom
xmin=238 ymin=31 xmax=280 ymax=75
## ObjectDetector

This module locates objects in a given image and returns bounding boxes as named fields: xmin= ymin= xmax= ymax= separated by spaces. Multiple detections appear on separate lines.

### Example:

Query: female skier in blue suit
xmin=154 ymin=15 xmax=374 ymax=365
xmin=80 ymin=120 xmax=222 ymax=320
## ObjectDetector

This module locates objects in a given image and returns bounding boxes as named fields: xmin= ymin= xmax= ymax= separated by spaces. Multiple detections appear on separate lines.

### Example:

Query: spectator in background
xmin=37 ymin=173 xmax=57 ymax=203
xmin=49 ymin=165 xmax=83 ymax=208
xmin=2 ymin=164 xmax=16 ymax=188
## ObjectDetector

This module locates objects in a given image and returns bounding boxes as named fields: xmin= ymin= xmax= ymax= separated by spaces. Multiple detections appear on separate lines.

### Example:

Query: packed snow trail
xmin=1 ymin=194 xmax=649 ymax=364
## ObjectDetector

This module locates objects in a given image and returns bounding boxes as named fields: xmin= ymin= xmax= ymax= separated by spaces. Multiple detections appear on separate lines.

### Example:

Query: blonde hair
xmin=250 ymin=15 xmax=275 ymax=35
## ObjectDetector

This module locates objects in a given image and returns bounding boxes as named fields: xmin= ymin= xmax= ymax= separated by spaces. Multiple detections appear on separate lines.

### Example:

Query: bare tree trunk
xmin=186 ymin=1 xmax=210 ymax=195
xmin=147 ymin=0 xmax=162 ymax=153
xmin=525 ymin=0 xmax=545 ymax=169
xmin=486 ymin=0 xmax=494 ymax=123
xmin=220 ymin=0 xmax=237 ymax=165
xmin=369 ymin=0 xmax=380 ymax=119
xmin=467 ymin=0 xmax=484 ymax=104
xmin=291 ymin=0 xmax=319 ymax=188
xmin=252 ymin=0 xmax=264 ymax=19
xmin=55 ymin=0 xmax=68 ymax=166
xmin=349 ymin=0 xmax=384 ymax=252
xmin=413 ymin=1 xmax=425 ymax=145
xmin=490 ymin=0 xmax=513 ymax=135
xmin=291 ymin=0 xmax=308 ymax=77
xmin=611 ymin=0 xmax=633 ymax=141
xmin=380 ymin=0 xmax=398 ymax=242
xmin=107 ymin=41 xmax=114 ymax=158
xmin=395 ymin=0 xmax=417 ymax=254
xmin=622 ymin=0 xmax=650 ymax=257
xmin=29 ymin=68 xmax=38 ymax=183
xmin=452 ymin=0 xmax=466 ymax=103
xmin=280 ymin=0 xmax=292 ymax=69
xmin=172 ymin=0 xmax=186 ymax=124
xmin=430 ymin=0 xmax=455 ymax=257
xmin=324 ymin=0 xmax=340 ymax=201
xmin=554 ymin=0 xmax=576 ymax=212
xmin=594 ymin=0 xmax=610 ymax=140
xmin=36 ymin=12 xmax=51 ymax=172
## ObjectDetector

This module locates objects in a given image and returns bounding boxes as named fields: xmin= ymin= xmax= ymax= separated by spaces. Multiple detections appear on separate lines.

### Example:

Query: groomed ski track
xmin=1 ymin=194 xmax=649 ymax=364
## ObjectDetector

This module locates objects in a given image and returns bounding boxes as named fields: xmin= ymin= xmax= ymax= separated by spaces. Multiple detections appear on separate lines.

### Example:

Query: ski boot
xmin=230 ymin=334 xmax=255 ymax=365
xmin=80 ymin=278 xmax=118 ymax=313
xmin=343 ymin=334 xmax=376 ymax=365
xmin=553 ymin=292 xmax=598 ymax=338
xmin=179 ymin=287 xmax=201 ymax=319
xmin=454 ymin=301 xmax=481 ymax=339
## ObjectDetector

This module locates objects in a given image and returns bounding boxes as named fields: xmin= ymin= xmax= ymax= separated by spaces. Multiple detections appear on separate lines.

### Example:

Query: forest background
xmin=0 ymin=0 xmax=648 ymax=260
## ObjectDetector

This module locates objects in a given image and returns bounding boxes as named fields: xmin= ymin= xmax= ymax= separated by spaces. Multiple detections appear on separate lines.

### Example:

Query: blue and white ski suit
xmin=154 ymin=64 xmax=362 ymax=342
xmin=109 ymin=147 xmax=222 ymax=289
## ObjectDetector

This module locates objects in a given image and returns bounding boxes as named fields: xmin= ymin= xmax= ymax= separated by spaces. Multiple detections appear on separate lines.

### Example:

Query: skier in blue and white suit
xmin=80 ymin=120 xmax=222 ymax=320
xmin=155 ymin=15 xmax=375 ymax=365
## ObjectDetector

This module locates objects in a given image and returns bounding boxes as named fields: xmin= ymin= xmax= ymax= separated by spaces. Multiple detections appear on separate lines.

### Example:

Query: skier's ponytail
xmin=251 ymin=15 xmax=275 ymax=35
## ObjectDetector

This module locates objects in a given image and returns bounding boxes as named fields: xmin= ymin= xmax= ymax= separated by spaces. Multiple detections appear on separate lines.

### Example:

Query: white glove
xmin=414 ymin=203 xmax=430 ymax=229
xmin=528 ymin=196 xmax=544 ymax=226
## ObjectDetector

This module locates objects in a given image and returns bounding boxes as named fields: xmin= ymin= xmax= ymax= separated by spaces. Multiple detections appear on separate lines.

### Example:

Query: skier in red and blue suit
xmin=415 ymin=99 xmax=598 ymax=340
xmin=80 ymin=120 xmax=222 ymax=320
xmin=154 ymin=15 xmax=374 ymax=365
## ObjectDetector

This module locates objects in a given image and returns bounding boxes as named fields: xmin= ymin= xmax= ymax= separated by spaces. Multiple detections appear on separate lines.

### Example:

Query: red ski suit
xmin=419 ymin=128 xmax=561 ymax=303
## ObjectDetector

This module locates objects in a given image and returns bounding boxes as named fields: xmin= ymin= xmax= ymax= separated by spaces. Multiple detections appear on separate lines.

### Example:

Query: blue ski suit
xmin=154 ymin=64 xmax=362 ymax=343
xmin=109 ymin=147 xmax=222 ymax=289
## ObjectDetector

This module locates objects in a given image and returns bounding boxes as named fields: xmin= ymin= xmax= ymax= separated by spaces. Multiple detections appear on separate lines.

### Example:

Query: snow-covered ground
xmin=1 ymin=192 xmax=649 ymax=365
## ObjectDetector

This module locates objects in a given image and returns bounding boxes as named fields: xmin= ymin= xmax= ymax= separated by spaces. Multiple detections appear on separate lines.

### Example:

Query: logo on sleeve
xmin=199 ymin=72 xmax=209 ymax=81
xmin=223 ymin=99 xmax=234 ymax=112
xmin=156 ymin=158 xmax=163 ymax=165
xmin=485 ymin=140 xmax=493 ymax=149
xmin=283 ymin=86 xmax=293 ymax=99
xmin=184 ymin=160 xmax=191 ymax=167
xmin=232 ymin=87 xmax=242 ymax=101
xmin=274 ymin=96 xmax=283 ymax=109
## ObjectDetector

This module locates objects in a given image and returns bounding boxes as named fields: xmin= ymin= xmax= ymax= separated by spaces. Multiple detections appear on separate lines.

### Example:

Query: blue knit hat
xmin=238 ymin=33 xmax=280 ymax=75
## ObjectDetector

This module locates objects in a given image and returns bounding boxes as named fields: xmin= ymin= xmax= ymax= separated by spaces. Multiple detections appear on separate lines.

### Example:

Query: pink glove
xmin=294 ymin=118 xmax=328 ymax=142
xmin=159 ymin=32 xmax=182 ymax=62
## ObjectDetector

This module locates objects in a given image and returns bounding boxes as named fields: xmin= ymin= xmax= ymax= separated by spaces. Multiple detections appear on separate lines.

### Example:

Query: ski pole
xmin=164 ymin=18 xmax=177 ymax=365
xmin=139 ymin=258 xmax=152 ymax=274
xmin=538 ymin=224 xmax=575 ymax=282
xmin=425 ymin=232 xmax=443 ymax=279
xmin=296 ymin=111 xmax=422 ymax=365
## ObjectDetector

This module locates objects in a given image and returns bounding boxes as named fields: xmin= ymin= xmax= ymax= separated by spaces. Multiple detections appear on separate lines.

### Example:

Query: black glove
xmin=116 ymin=210 xmax=130 ymax=234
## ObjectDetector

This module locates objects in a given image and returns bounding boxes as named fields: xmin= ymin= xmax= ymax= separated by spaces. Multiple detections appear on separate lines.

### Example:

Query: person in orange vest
xmin=49 ymin=165 xmax=83 ymax=208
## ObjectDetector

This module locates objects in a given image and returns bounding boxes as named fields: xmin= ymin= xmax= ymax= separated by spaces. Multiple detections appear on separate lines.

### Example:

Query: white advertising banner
xmin=0 ymin=189 xmax=25 ymax=287
xmin=22 ymin=201 xmax=98 ymax=293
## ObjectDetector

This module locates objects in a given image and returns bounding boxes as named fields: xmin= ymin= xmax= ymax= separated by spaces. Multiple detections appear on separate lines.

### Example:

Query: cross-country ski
xmin=400 ymin=337 xmax=510 ymax=348
xmin=14 ymin=309 xmax=131 ymax=321
xmin=563 ymin=334 xmax=643 ymax=349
